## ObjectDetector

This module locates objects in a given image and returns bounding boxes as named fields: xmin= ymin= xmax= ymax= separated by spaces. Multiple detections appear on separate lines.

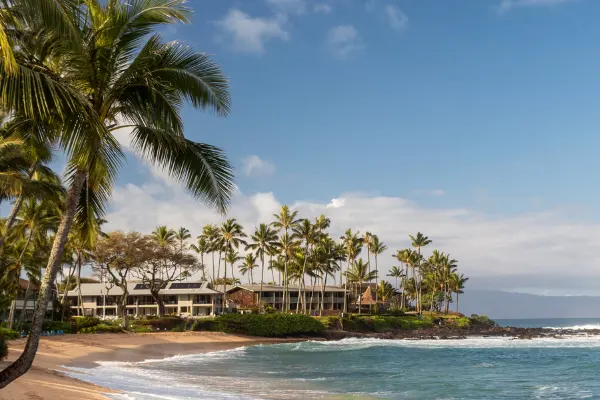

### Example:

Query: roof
xmin=19 ymin=279 xmax=39 ymax=291
xmin=357 ymin=286 xmax=378 ymax=305
xmin=226 ymin=284 xmax=347 ymax=294
xmin=63 ymin=281 xmax=219 ymax=297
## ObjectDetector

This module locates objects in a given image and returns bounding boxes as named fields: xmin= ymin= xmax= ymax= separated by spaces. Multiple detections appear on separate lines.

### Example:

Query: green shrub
xmin=131 ymin=326 xmax=153 ymax=333
xmin=134 ymin=316 xmax=184 ymax=331
xmin=215 ymin=314 xmax=324 ymax=337
xmin=80 ymin=326 xmax=97 ymax=334
xmin=454 ymin=317 xmax=471 ymax=328
xmin=339 ymin=316 xmax=434 ymax=332
xmin=72 ymin=316 xmax=101 ymax=332
xmin=96 ymin=324 xmax=123 ymax=333
xmin=317 ymin=316 xmax=341 ymax=330
xmin=191 ymin=319 xmax=216 ymax=331
xmin=43 ymin=321 xmax=72 ymax=333
xmin=0 ymin=327 xmax=19 ymax=340
xmin=469 ymin=314 xmax=497 ymax=327
xmin=170 ymin=324 xmax=185 ymax=332
xmin=0 ymin=335 xmax=7 ymax=360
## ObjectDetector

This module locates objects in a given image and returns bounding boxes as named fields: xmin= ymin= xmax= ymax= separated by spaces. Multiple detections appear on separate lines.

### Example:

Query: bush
xmin=215 ymin=314 xmax=324 ymax=337
xmin=96 ymin=324 xmax=123 ymax=333
xmin=339 ymin=316 xmax=434 ymax=332
xmin=470 ymin=314 xmax=497 ymax=327
xmin=43 ymin=321 xmax=72 ymax=333
xmin=191 ymin=319 xmax=216 ymax=331
xmin=0 ymin=335 xmax=7 ymax=360
xmin=131 ymin=326 xmax=153 ymax=333
xmin=317 ymin=316 xmax=341 ymax=330
xmin=134 ymin=316 xmax=184 ymax=331
xmin=0 ymin=327 xmax=19 ymax=340
xmin=454 ymin=317 xmax=471 ymax=328
xmin=72 ymin=316 xmax=101 ymax=332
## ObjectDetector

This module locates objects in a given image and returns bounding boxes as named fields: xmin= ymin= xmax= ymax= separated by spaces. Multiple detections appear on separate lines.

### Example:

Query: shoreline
xmin=2 ymin=327 xmax=600 ymax=399
xmin=0 ymin=332 xmax=308 ymax=400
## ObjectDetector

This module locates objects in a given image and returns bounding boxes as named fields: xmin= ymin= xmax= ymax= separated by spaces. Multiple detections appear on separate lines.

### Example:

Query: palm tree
xmin=376 ymin=281 xmax=396 ymax=306
xmin=345 ymin=258 xmax=376 ymax=315
xmin=240 ymin=253 xmax=258 ymax=284
xmin=190 ymin=236 xmax=209 ymax=281
xmin=271 ymin=205 xmax=300 ymax=312
xmin=175 ymin=227 xmax=191 ymax=279
xmin=450 ymin=272 xmax=468 ymax=315
xmin=152 ymin=226 xmax=177 ymax=247
xmin=246 ymin=224 xmax=278 ymax=310
xmin=387 ymin=266 xmax=403 ymax=307
xmin=275 ymin=232 xmax=300 ymax=312
xmin=409 ymin=233 xmax=432 ymax=314
xmin=340 ymin=229 xmax=363 ymax=314
xmin=0 ymin=0 xmax=234 ymax=385
xmin=218 ymin=219 xmax=246 ymax=310
xmin=292 ymin=219 xmax=316 ymax=313
xmin=201 ymin=224 xmax=220 ymax=284
xmin=225 ymin=250 xmax=242 ymax=282
xmin=369 ymin=235 xmax=386 ymax=313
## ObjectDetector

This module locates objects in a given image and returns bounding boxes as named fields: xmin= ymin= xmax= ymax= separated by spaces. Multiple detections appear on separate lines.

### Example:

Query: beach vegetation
xmin=0 ymin=328 xmax=19 ymax=341
xmin=215 ymin=314 xmax=324 ymax=337
xmin=0 ymin=0 xmax=234 ymax=386
xmin=0 ymin=336 xmax=7 ymax=360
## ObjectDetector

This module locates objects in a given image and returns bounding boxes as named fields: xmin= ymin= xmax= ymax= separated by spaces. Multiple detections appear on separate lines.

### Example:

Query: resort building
xmin=63 ymin=281 xmax=222 ymax=318
xmin=5 ymin=279 xmax=53 ymax=322
xmin=226 ymin=284 xmax=348 ymax=314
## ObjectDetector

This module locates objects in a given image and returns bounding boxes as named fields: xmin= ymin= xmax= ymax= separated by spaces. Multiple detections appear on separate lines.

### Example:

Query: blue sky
xmin=107 ymin=0 xmax=600 ymax=296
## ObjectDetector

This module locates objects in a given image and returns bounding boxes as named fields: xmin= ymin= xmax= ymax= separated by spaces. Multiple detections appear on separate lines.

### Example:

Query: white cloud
xmin=105 ymin=154 xmax=600 ymax=296
xmin=242 ymin=155 xmax=276 ymax=177
xmin=385 ymin=5 xmax=408 ymax=32
xmin=415 ymin=189 xmax=445 ymax=197
xmin=327 ymin=25 xmax=364 ymax=57
xmin=498 ymin=0 xmax=577 ymax=13
xmin=266 ymin=0 xmax=307 ymax=15
xmin=216 ymin=9 xmax=289 ymax=54
xmin=314 ymin=3 xmax=333 ymax=13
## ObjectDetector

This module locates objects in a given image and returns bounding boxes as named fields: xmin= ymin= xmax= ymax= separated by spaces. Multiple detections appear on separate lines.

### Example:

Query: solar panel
xmin=133 ymin=284 xmax=149 ymax=290
xmin=170 ymin=282 xmax=202 ymax=289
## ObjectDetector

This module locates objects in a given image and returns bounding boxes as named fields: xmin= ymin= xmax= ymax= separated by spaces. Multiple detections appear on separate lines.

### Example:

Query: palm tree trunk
xmin=211 ymin=252 xmax=215 ymax=284
xmin=283 ymin=260 xmax=288 ymax=313
xmin=456 ymin=292 xmax=459 ymax=315
xmin=320 ymin=275 xmax=327 ymax=317
xmin=374 ymin=255 xmax=379 ymax=314
xmin=0 ymin=168 xmax=86 ymax=387
xmin=259 ymin=255 xmax=264 ymax=311
xmin=76 ymin=252 xmax=85 ymax=317
xmin=342 ymin=260 xmax=348 ymax=314
xmin=61 ymin=264 xmax=74 ymax=321
xmin=8 ymin=229 xmax=35 ymax=330
xmin=309 ymin=277 xmax=316 ymax=316
xmin=222 ymin=258 xmax=228 ymax=311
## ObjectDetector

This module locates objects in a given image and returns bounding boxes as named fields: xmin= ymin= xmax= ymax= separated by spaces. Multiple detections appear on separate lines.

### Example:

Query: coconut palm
xmin=274 ymin=232 xmax=300 ymax=312
xmin=271 ymin=205 xmax=300 ymax=311
xmin=246 ymin=223 xmax=278 ymax=310
xmin=174 ymin=227 xmax=191 ymax=279
xmin=386 ymin=266 xmax=404 ymax=307
xmin=0 ymin=0 xmax=234 ymax=384
xmin=240 ymin=253 xmax=258 ymax=284
xmin=450 ymin=273 xmax=468 ymax=315
xmin=369 ymin=235 xmax=387 ymax=313
xmin=376 ymin=281 xmax=396 ymax=305
xmin=225 ymin=250 xmax=242 ymax=282
xmin=292 ymin=219 xmax=316 ymax=313
xmin=345 ymin=258 xmax=376 ymax=315
xmin=152 ymin=226 xmax=177 ymax=247
xmin=201 ymin=224 xmax=220 ymax=284
xmin=190 ymin=236 xmax=209 ymax=281
xmin=218 ymin=219 xmax=246 ymax=310
xmin=340 ymin=229 xmax=363 ymax=314
xmin=409 ymin=233 xmax=432 ymax=313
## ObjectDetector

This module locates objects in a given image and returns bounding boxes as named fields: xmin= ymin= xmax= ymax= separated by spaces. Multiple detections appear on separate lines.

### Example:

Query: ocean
xmin=64 ymin=318 xmax=600 ymax=399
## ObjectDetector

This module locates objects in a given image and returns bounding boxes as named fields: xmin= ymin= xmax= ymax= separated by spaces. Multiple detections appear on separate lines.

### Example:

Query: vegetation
xmin=214 ymin=314 xmax=324 ymax=337
xmin=0 ymin=0 xmax=234 ymax=386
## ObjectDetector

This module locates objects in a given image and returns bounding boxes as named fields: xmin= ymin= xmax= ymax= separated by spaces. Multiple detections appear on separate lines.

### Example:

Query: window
xmin=180 ymin=306 xmax=188 ymax=313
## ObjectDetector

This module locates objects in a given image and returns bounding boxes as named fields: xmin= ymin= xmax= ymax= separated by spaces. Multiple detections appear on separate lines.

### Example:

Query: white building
xmin=63 ymin=281 xmax=222 ymax=318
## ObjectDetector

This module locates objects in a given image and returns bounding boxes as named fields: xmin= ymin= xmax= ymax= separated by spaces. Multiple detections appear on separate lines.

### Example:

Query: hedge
xmin=0 ymin=327 xmax=20 ymax=340
xmin=214 ymin=314 xmax=325 ymax=337
xmin=0 ymin=335 xmax=6 ymax=360
xmin=339 ymin=316 xmax=434 ymax=332
xmin=133 ymin=316 xmax=184 ymax=331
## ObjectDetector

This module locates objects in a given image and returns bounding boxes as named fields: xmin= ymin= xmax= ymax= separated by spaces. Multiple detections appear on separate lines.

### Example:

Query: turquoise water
xmin=497 ymin=317 xmax=600 ymax=329
xmin=66 ymin=332 xmax=600 ymax=399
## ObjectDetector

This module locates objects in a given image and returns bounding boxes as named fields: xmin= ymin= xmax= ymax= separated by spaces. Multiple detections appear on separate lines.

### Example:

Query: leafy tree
xmin=369 ymin=235 xmax=386 ymax=312
xmin=271 ymin=205 xmax=300 ymax=312
xmin=409 ymin=233 xmax=432 ymax=313
xmin=340 ymin=229 xmax=363 ymax=313
xmin=240 ymin=253 xmax=258 ymax=284
xmin=450 ymin=272 xmax=468 ymax=314
xmin=218 ymin=219 xmax=246 ymax=310
xmin=190 ymin=236 xmax=209 ymax=281
xmin=0 ymin=0 xmax=234 ymax=386
xmin=345 ymin=258 xmax=376 ymax=315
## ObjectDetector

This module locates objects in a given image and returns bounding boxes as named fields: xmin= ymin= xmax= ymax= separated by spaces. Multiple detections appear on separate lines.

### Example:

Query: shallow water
xmin=65 ymin=333 xmax=600 ymax=399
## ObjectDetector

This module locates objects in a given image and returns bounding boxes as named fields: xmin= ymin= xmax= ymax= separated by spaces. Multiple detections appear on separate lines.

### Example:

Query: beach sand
xmin=0 ymin=332 xmax=303 ymax=399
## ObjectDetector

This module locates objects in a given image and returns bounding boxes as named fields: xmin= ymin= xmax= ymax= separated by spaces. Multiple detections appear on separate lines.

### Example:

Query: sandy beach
xmin=0 ymin=332 xmax=303 ymax=400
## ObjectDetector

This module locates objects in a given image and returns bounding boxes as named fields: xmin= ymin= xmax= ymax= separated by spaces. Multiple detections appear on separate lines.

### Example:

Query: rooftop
xmin=226 ymin=284 xmax=347 ymax=293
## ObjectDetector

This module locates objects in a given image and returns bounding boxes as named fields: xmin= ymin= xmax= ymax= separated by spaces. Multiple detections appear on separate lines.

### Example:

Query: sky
xmin=100 ymin=0 xmax=600 ymax=297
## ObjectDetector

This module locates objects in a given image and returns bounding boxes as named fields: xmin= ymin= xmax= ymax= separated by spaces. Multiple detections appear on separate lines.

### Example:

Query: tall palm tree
xmin=225 ymin=249 xmax=242 ymax=282
xmin=376 ymin=281 xmax=396 ymax=306
xmin=240 ymin=253 xmax=258 ymax=284
xmin=246 ymin=224 xmax=278 ymax=310
xmin=218 ymin=219 xmax=246 ymax=310
xmin=345 ymin=258 xmax=376 ymax=315
xmin=450 ymin=273 xmax=468 ymax=315
xmin=409 ymin=233 xmax=432 ymax=313
xmin=275 ymin=232 xmax=300 ymax=312
xmin=370 ymin=235 xmax=386 ymax=313
xmin=387 ymin=266 xmax=404 ymax=307
xmin=175 ymin=227 xmax=191 ymax=279
xmin=201 ymin=224 xmax=220 ymax=284
xmin=292 ymin=219 xmax=316 ymax=313
xmin=190 ymin=236 xmax=209 ymax=281
xmin=340 ymin=229 xmax=363 ymax=314
xmin=152 ymin=226 xmax=177 ymax=247
xmin=0 ymin=0 xmax=234 ymax=385
xmin=271 ymin=205 xmax=300 ymax=312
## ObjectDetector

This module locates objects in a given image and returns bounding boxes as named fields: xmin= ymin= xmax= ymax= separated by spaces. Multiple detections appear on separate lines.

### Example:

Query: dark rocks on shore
xmin=323 ymin=326 xmax=600 ymax=341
